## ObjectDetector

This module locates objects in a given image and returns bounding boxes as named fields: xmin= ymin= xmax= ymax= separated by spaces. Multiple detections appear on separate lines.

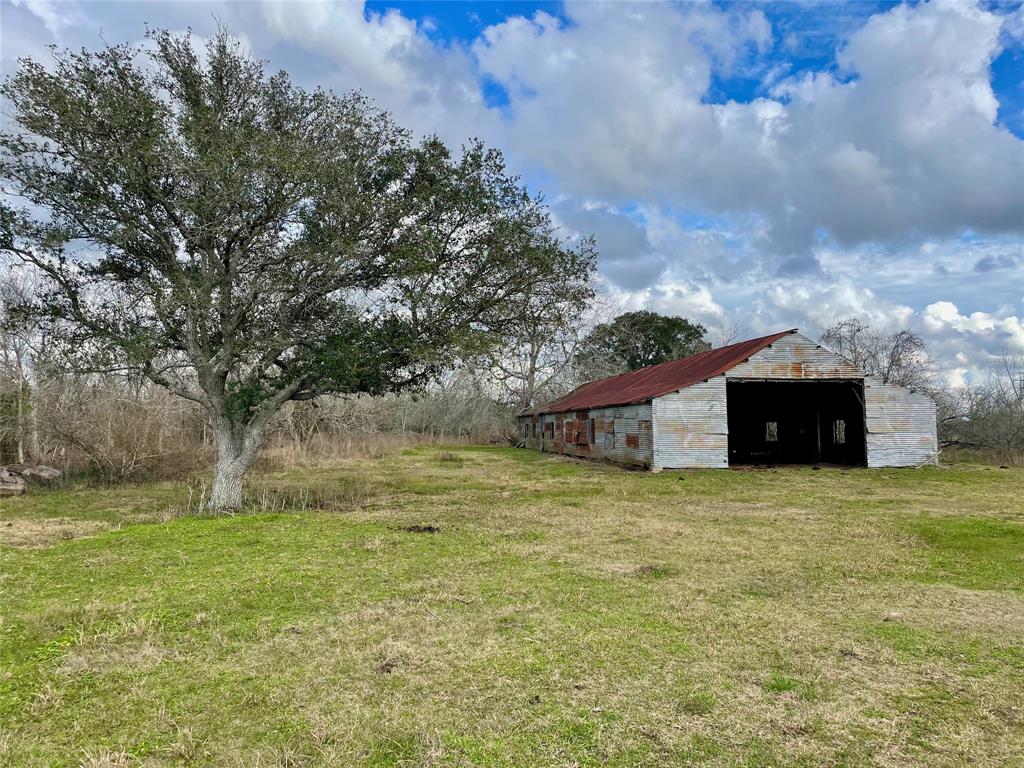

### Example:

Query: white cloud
xmin=8 ymin=0 xmax=81 ymax=38
xmin=999 ymin=3 xmax=1024 ymax=42
xmin=260 ymin=1 xmax=496 ymax=144
xmin=474 ymin=0 xmax=1024 ymax=258
xmin=647 ymin=281 xmax=727 ymax=325
xmin=923 ymin=301 xmax=1024 ymax=351
xmin=474 ymin=3 xmax=774 ymax=206
xmin=738 ymin=283 xmax=1024 ymax=385
xmin=752 ymin=280 xmax=915 ymax=336
xmin=912 ymin=300 xmax=1024 ymax=384
xmin=604 ymin=278 xmax=728 ymax=337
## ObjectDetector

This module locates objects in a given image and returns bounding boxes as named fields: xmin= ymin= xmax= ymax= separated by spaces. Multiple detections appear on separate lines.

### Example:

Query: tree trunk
xmin=210 ymin=422 xmax=263 ymax=511
xmin=28 ymin=385 xmax=39 ymax=462
xmin=15 ymin=379 xmax=25 ymax=464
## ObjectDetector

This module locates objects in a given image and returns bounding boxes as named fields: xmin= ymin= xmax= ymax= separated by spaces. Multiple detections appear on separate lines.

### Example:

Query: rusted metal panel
xmin=864 ymin=377 xmax=938 ymax=467
xmin=652 ymin=377 xmax=729 ymax=469
xmin=517 ymin=414 xmax=543 ymax=450
xmin=726 ymin=333 xmax=862 ymax=381
xmin=589 ymin=403 xmax=652 ymax=466
xmin=527 ymin=330 xmax=795 ymax=414
xmin=519 ymin=405 xmax=652 ymax=466
xmin=518 ymin=413 xmax=558 ymax=453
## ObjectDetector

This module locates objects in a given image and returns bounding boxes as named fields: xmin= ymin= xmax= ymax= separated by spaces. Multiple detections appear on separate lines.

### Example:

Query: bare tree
xmin=481 ymin=277 xmax=606 ymax=412
xmin=820 ymin=319 xmax=934 ymax=390
xmin=0 ymin=264 xmax=40 ymax=463
xmin=32 ymin=373 xmax=205 ymax=478
xmin=710 ymin=319 xmax=747 ymax=349
xmin=992 ymin=350 xmax=1024 ymax=406
xmin=939 ymin=350 xmax=1024 ymax=462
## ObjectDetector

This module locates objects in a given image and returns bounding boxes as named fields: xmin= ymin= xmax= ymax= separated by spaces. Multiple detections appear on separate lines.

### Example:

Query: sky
xmin=2 ymin=0 xmax=1023 ymax=385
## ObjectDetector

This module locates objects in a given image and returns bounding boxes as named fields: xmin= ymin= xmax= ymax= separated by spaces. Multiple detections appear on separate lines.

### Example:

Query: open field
xmin=2 ymin=447 xmax=1023 ymax=767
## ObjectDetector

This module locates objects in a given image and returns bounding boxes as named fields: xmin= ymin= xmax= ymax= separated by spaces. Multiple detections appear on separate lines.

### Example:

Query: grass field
xmin=2 ymin=447 xmax=1023 ymax=767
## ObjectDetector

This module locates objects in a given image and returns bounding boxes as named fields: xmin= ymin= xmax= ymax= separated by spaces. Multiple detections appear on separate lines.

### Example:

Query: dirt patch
xmin=401 ymin=524 xmax=440 ymax=534
xmin=0 ymin=517 xmax=110 ymax=548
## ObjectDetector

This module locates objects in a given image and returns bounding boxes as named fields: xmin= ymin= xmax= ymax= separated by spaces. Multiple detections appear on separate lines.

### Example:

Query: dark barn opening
xmin=727 ymin=381 xmax=866 ymax=466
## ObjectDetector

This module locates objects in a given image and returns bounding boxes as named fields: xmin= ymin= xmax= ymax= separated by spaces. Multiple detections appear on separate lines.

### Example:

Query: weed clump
xmin=432 ymin=451 xmax=466 ymax=468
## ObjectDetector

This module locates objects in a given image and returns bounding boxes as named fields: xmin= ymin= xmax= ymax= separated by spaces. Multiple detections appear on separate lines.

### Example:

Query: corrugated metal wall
xmin=518 ymin=333 xmax=937 ymax=470
xmin=652 ymin=377 xmax=728 ymax=469
xmin=592 ymin=403 xmax=654 ymax=466
xmin=726 ymin=332 xmax=862 ymax=380
xmin=864 ymin=377 xmax=938 ymax=467
xmin=517 ymin=404 xmax=653 ymax=466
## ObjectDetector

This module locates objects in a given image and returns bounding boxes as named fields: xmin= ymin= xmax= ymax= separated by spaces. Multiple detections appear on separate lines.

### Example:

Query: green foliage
xmin=0 ymin=29 xmax=595 ymax=502
xmin=577 ymin=310 xmax=708 ymax=372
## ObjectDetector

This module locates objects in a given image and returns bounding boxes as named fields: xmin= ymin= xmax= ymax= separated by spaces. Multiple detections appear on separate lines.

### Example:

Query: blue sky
xmin=2 ymin=0 xmax=1023 ymax=383
xmin=356 ymin=0 xmax=1024 ymax=133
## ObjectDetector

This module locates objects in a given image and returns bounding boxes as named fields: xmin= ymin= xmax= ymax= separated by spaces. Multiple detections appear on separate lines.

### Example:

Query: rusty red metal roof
xmin=531 ymin=329 xmax=797 ymax=415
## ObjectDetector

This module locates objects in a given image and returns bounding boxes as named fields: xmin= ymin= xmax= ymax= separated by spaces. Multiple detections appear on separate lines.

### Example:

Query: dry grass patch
xmin=77 ymin=749 xmax=134 ymax=768
xmin=0 ymin=517 xmax=110 ymax=548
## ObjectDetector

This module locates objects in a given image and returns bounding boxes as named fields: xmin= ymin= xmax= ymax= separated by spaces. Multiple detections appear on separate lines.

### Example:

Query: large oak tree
xmin=0 ymin=30 xmax=595 ymax=508
xmin=576 ymin=311 xmax=708 ymax=373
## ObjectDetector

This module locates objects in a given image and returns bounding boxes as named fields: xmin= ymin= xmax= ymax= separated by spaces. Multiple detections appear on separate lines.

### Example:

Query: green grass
xmin=2 ymin=448 xmax=1023 ymax=766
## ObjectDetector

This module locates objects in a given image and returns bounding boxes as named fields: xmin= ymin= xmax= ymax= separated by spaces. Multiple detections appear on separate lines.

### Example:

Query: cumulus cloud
xmin=647 ymin=281 xmax=727 ymax=326
xmin=974 ymin=251 xmax=1022 ymax=272
xmin=605 ymin=278 xmax=728 ymax=336
xmin=737 ymin=282 xmax=1024 ymax=384
xmin=551 ymin=201 xmax=667 ymax=291
xmin=259 ymin=0 xmax=497 ymax=146
xmin=753 ymin=281 xmax=915 ymax=335
xmin=914 ymin=300 xmax=1024 ymax=384
xmin=1004 ymin=4 xmax=1024 ymax=41
xmin=474 ymin=0 xmax=1024 ymax=261
xmin=923 ymin=301 xmax=1024 ymax=350
xmin=474 ymin=3 xmax=780 ymax=213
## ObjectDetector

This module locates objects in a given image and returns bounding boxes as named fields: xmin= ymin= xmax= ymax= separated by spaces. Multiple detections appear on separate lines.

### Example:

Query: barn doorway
xmin=726 ymin=380 xmax=866 ymax=466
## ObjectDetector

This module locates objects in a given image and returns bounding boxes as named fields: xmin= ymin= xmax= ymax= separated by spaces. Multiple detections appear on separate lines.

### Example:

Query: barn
xmin=518 ymin=329 xmax=938 ymax=469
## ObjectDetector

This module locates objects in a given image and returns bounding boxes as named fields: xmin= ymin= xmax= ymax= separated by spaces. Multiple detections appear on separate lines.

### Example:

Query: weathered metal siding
xmin=589 ymin=403 xmax=654 ymax=466
xmin=725 ymin=332 xmax=862 ymax=380
xmin=518 ymin=405 xmax=653 ymax=466
xmin=650 ymin=333 xmax=857 ymax=470
xmin=864 ymin=378 xmax=938 ymax=467
xmin=517 ymin=414 xmax=543 ymax=450
xmin=652 ymin=377 xmax=729 ymax=469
